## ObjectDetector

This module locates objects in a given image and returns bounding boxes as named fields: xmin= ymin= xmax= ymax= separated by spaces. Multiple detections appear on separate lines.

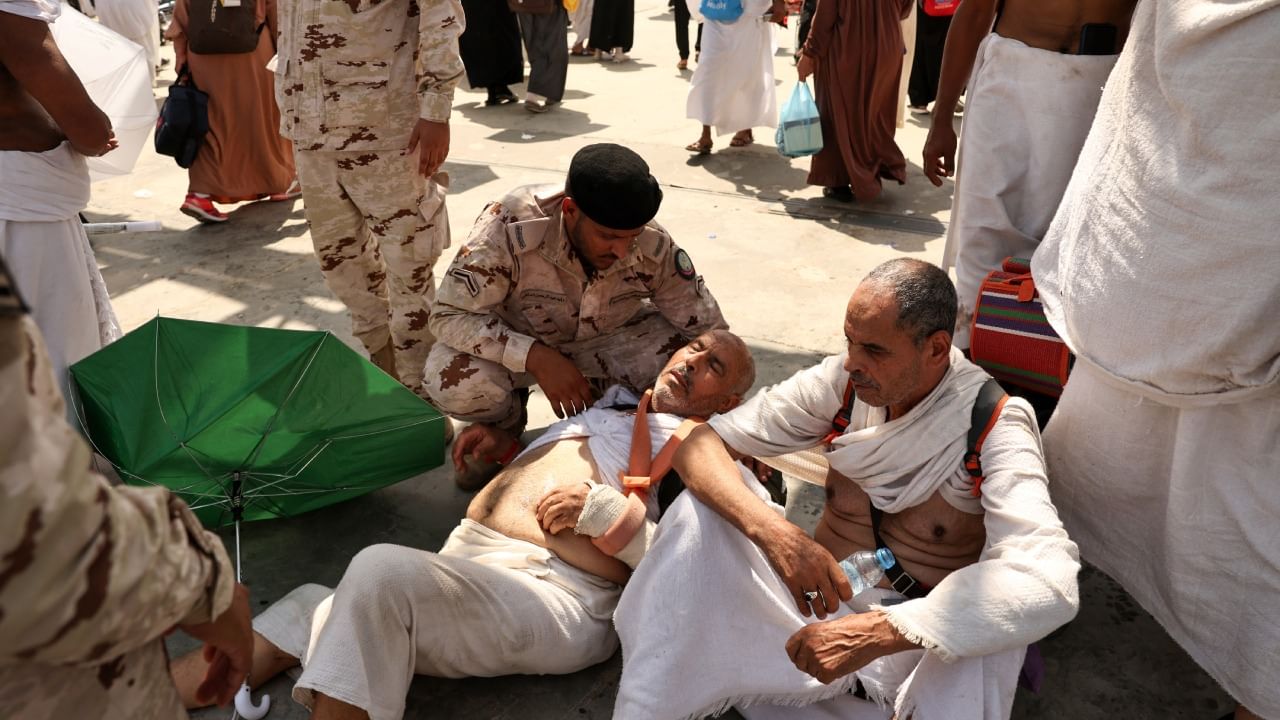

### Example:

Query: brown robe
xmin=167 ymin=0 xmax=295 ymax=201
xmin=804 ymin=0 xmax=911 ymax=200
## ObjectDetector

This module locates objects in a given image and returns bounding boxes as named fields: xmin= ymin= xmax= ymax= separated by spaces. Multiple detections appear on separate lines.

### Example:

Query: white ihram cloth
xmin=254 ymin=524 xmax=621 ymax=720
xmin=1032 ymin=1 xmax=1280 ymax=715
xmin=569 ymin=0 xmax=594 ymax=45
xmin=940 ymin=33 xmax=1117 ymax=348
xmin=253 ymin=387 xmax=718 ymax=720
xmin=686 ymin=0 xmax=777 ymax=135
xmin=0 ymin=143 xmax=121 ymax=411
xmin=614 ymin=350 xmax=1079 ymax=720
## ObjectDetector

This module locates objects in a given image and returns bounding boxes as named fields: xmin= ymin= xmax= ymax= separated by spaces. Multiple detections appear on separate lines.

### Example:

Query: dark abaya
xmin=459 ymin=0 xmax=524 ymax=88
xmin=589 ymin=0 xmax=633 ymax=52
xmin=908 ymin=2 xmax=952 ymax=107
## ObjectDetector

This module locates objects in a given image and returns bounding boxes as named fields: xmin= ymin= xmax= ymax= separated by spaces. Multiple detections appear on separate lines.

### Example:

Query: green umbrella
xmin=70 ymin=316 xmax=446 ymax=536
xmin=71 ymin=316 xmax=446 ymax=719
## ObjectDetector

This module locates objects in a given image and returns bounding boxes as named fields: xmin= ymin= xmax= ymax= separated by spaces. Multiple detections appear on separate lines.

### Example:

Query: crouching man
xmin=173 ymin=330 xmax=755 ymax=720
xmin=612 ymin=259 xmax=1080 ymax=720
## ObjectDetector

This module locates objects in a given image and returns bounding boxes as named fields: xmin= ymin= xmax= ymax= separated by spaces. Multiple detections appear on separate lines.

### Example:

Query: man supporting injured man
xmin=613 ymin=259 xmax=1079 ymax=720
xmin=173 ymin=330 xmax=756 ymax=720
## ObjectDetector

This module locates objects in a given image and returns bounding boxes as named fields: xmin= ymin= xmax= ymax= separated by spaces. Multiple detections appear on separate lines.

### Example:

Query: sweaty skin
xmin=467 ymin=438 xmax=633 ymax=586
xmin=0 ymin=14 xmax=115 ymax=155
xmin=817 ymin=469 xmax=985 ymax=590
xmin=995 ymin=0 xmax=1138 ymax=54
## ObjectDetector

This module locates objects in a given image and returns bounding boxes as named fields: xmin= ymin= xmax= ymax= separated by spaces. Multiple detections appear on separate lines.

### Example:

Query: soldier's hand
xmin=180 ymin=582 xmax=253 ymax=707
xmin=407 ymin=118 xmax=449 ymax=177
xmin=922 ymin=120 xmax=957 ymax=187
xmin=527 ymin=343 xmax=593 ymax=419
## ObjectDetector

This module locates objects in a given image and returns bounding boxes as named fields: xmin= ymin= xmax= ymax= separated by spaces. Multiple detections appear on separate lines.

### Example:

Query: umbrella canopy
xmin=49 ymin=3 xmax=157 ymax=182
xmin=70 ymin=317 xmax=447 ymax=528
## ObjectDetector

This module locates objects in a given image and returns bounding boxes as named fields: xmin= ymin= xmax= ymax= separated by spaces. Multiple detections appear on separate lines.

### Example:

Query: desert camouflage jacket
xmin=274 ymin=0 xmax=465 ymax=151
xmin=430 ymin=184 xmax=728 ymax=373
xmin=0 ymin=261 xmax=235 ymax=719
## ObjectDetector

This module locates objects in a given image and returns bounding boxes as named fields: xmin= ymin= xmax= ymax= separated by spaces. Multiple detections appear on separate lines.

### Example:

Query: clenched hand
xmin=407 ymin=118 xmax=449 ymax=177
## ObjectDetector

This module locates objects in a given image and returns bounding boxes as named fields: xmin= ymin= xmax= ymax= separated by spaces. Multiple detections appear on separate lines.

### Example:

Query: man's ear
xmin=716 ymin=393 xmax=742 ymax=415
xmin=926 ymin=330 xmax=951 ymax=367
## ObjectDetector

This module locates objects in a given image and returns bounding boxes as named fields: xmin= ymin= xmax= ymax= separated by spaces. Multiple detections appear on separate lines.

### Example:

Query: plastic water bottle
xmin=839 ymin=547 xmax=896 ymax=598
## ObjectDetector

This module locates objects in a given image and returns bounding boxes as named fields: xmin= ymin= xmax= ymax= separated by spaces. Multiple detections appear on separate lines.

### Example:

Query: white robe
xmin=1032 ymin=1 xmax=1280 ymax=714
xmin=940 ymin=33 xmax=1117 ymax=348
xmin=614 ymin=351 xmax=1079 ymax=720
xmin=685 ymin=0 xmax=777 ymax=134
xmin=0 ymin=142 xmax=121 ymax=415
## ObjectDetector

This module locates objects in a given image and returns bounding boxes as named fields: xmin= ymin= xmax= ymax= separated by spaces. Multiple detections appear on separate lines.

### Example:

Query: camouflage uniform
xmin=426 ymin=184 xmax=728 ymax=430
xmin=274 ymin=0 xmax=465 ymax=396
xmin=0 ymin=260 xmax=235 ymax=720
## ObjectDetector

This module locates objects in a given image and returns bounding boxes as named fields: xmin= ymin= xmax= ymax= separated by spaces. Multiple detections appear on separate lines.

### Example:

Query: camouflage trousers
xmin=424 ymin=311 xmax=689 ymax=430
xmin=295 ymin=149 xmax=449 ymax=398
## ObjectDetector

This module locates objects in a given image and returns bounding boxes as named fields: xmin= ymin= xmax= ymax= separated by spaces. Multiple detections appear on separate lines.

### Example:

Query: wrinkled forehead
xmin=844 ymin=283 xmax=908 ymax=341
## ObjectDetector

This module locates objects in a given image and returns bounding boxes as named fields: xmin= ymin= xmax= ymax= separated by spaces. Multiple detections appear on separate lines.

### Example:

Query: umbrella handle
xmin=235 ymin=680 xmax=271 ymax=720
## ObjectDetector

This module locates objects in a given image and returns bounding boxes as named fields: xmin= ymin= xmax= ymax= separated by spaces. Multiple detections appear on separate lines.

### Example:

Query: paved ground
xmin=78 ymin=4 xmax=1233 ymax=717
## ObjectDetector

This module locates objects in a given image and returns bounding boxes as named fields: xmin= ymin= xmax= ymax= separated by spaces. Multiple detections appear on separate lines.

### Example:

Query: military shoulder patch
xmin=674 ymin=249 xmax=696 ymax=280
xmin=448 ymin=267 xmax=480 ymax=297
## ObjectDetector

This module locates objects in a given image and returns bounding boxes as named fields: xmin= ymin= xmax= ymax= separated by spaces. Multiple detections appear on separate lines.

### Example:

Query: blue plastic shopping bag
xmin=775 ymin=81 xmax=823 ymax=158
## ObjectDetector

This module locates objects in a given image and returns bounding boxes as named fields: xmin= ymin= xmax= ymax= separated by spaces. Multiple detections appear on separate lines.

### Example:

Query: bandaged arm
xmin=575 ymin=485 xmax=656 ymax=569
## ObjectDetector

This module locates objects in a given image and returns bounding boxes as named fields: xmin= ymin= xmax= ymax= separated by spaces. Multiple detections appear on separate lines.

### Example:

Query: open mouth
xmin=666 ymin=368 xmax=687 ymax=391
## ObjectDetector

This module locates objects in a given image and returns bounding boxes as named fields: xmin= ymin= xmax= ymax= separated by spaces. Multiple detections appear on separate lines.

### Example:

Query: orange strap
xmin=618 ymin=389 xmax=705 ymax=502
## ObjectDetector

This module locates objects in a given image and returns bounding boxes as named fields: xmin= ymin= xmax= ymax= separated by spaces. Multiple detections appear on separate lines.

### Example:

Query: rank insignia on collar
xmin=674 ymin=249 xmax=696 ymax=280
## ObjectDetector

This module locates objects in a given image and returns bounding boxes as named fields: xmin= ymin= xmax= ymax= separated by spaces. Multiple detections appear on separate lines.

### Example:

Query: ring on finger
xmin=803 ymin=590 xmax=819 ymax=603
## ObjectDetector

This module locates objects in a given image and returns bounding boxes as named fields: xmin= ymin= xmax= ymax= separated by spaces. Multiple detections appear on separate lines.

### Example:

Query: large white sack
xmin=50 ymin=2 xmax=157 ymax=182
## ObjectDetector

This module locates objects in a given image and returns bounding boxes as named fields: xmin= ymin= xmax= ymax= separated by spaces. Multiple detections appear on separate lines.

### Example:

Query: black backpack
xmin=186 ymin=0 xmax=265 ymax=54
xmin=154 ymin=66 xmax=209 ymax=169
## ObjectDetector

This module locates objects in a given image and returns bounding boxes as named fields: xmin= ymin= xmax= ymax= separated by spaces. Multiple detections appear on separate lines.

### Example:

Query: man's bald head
xmin=651 ymin=329 xmax=755 ymax=418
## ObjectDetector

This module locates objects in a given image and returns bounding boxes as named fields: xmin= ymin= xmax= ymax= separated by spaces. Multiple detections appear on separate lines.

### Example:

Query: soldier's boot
xmin=370 ymin=342 xmax=399 ymax=382
xmin=453 ymin=389 xmax=528 ymax=492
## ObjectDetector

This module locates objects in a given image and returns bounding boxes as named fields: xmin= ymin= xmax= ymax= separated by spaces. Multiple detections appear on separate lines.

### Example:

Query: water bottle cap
xmin=874 ymin=547 xmax=895 ymax=569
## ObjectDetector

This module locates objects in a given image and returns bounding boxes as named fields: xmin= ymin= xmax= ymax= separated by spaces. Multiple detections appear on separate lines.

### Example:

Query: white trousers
xmin=255 ymin=522 xmax=621 ymax=720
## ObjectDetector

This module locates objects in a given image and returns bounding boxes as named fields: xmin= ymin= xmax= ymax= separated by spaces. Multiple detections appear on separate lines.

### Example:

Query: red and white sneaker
xmin=267 ymin=178 xmax=302 ymax=202
xmin=180 ymin=193 xmax=228 ymax=223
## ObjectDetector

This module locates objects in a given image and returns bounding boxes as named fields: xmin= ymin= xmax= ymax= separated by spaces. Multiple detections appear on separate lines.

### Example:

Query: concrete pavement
xmin=79 ymin=4 xmax=1234 ymax=717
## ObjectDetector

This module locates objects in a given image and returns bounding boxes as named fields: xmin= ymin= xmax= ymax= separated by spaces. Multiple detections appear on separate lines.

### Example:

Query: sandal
xmin=685 ymin=139 xmax=712 ymax=155
xmin=570 ymin=44 xmax=591 ymax=56
xmin=677 ymin=58 xmax=688 ymax=70
xmin=822 ymin=186 xmax=854 ymax=202
xmin=729 ymin=130 xmax=753 ymax=147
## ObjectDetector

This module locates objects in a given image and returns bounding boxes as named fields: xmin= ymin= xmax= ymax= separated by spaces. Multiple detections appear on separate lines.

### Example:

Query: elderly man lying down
xmin=172 ymin=329 xmax=755 ymax=720
xmin=613 ymin=259 xmax=1079 ymax=720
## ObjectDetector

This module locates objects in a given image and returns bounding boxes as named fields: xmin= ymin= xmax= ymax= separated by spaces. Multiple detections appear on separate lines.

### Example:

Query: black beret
xmin=564 ymin=143 xmax=664 ymax=230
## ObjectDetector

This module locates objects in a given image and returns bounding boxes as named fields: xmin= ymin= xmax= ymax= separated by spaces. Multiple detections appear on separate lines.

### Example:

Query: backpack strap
xmin=822 ymin=376 xmax=856 ymax=445
xmin=965 ymin=378 xmax=1009 ymax=497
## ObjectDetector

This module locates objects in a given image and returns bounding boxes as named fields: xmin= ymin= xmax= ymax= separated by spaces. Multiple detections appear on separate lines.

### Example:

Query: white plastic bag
xmin=775 ymin=80 xmax=823 ymax=158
